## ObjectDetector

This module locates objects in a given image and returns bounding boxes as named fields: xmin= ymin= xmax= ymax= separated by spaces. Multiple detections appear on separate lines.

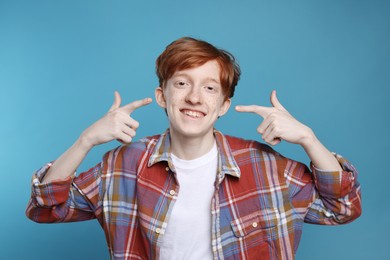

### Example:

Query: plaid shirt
xmin=26 ymin=129 xmax=361 ymax=259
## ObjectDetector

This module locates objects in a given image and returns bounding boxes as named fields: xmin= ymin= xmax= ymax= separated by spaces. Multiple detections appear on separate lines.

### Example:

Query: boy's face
xmin=155 ymin=60 xmax=231 ymax=139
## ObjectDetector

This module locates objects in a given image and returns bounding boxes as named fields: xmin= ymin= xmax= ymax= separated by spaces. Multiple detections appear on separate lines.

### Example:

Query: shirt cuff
xmin=310 ymin=153 xmax=358 ymax=199
xmin=31 ymin=162 xmax=75 ymax=207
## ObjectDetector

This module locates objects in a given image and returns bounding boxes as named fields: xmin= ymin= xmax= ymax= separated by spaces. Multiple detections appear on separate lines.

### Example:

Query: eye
xmin=205 ymin=85 xmax=217 ymax=93
xmin=175 ymin=81 xmax=189 ymax=88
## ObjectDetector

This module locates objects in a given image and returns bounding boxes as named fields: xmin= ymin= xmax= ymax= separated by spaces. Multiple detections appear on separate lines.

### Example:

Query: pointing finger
xmin=122 ymin=97 xmax=153 ymax=114
xmin=235 ymin=105 xmax=271 ymax=118
xmin=108 ymin=91 xmax=122 ymax=112
xmin=270 ymin=90 xmax=286 ymax=111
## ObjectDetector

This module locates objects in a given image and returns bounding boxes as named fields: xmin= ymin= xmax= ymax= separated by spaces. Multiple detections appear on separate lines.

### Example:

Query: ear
xmin=218 ymin=98 xmax=231 ymax=117
xmin=155 ymin=87 xmax=167 ymax=108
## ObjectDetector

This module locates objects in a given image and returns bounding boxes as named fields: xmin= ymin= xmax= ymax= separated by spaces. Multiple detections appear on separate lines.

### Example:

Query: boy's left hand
xmin=235 ymin=90 xmax=314 ymax=146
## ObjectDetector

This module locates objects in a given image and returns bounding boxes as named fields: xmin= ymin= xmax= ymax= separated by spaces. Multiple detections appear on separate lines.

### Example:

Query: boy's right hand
xmin=80 ymin=91 xmax=152 ymax=148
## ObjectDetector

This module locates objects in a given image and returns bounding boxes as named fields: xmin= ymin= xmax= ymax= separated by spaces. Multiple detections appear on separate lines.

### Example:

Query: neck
xmin=169 ymin=130 xmax=216 ymax=160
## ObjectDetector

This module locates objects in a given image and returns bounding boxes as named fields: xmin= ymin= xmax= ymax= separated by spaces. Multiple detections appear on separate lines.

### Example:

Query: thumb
xmin=270 ymin=90 xmax=286 ymax=111
xmin=108 ymin=91 xmax=122 ymax=112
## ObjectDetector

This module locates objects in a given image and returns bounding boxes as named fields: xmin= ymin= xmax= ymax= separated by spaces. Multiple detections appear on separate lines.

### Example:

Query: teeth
xmin=183 ymin=110 xmax=203 ymax=118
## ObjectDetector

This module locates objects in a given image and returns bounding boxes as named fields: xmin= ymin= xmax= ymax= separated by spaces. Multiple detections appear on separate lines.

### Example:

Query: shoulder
xmin=221 ymin=133 xmax=297 ymax=172
xmin=223 ymin=134 xmax=280 ymax=157
xmin=223 ymin=134 xmax=309 ymax=182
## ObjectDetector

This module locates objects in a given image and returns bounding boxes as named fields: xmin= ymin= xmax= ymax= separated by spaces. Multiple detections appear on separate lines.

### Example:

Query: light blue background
xmin=1 ymin=0 xmax=388 ymax=259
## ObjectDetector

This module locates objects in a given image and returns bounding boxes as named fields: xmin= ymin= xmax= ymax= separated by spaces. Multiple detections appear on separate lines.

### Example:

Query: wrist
xmin=299 ymin=127 xmax=317 ymax=149
xmin=77 ymin=132 xmax=95 ymax=152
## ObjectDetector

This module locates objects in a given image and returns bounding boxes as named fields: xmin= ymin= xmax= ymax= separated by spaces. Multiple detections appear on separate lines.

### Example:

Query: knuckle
xmin=111 ymin=111 xmax=121 ymax=120
xmin=113 ymin=121 xmax=121 ymax=129
xmin=133 ymin=120 xmax=140 ymax=129
xmin=129 ymin=130 xmax=136 ymax=137
xmin=122 ymin=135 xmax=132 ymax=144
xmin=113 ymin=129 xmax=122 ymax=136
xmin=269 ymin=112 xmax=277 ymax=119
xmin=121 ymin=137 xmax=132 ymax=144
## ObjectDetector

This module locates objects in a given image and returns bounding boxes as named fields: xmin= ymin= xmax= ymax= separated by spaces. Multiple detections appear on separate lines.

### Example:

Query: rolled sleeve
xmin=26 ymin=161 xmax=102 ymax=223
xmin=311 ymin=153 xmax=358 ymax=199
xmin=31 ymin=162 xmax=76 ymax=207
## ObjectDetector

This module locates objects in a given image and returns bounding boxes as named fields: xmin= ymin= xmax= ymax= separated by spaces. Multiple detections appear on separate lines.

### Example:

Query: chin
xmin=171 ymin=125 xmax=213 ymax=139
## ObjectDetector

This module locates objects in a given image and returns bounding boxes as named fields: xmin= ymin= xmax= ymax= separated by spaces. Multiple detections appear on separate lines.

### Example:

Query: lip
xmin=180 ymin=108 xmax=206 ymax=118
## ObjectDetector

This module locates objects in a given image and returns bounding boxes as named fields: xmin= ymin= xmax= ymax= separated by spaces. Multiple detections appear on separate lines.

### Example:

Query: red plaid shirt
xmin=26 ymin=129 xmax=361 ymax=259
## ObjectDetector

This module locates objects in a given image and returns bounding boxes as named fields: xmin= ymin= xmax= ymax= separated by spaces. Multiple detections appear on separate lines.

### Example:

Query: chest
xmin=136 ymin=161 xmax=292 ymax=244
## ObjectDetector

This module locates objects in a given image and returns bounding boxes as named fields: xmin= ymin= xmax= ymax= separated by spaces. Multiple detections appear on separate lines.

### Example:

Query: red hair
xmin=156 ymin=37 xmax=241 ymax=99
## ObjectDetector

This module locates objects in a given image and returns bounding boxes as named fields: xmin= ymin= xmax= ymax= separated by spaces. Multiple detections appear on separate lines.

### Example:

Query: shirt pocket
xmin=230 ymin=208 xmax=279 ymax=238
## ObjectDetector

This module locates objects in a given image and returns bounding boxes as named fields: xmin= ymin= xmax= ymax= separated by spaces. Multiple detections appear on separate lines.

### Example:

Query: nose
xmin=185 ymin=86 xmax=202 ymax=105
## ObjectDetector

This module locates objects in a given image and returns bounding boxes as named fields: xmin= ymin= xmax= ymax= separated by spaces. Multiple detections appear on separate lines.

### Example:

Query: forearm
xmin=41 ymin=93 xmax=152 ymax=183
xmin=42 ymin=136 xmax=93 ymax=182
xmin=300 ymin=129 xmax=342 ymax=171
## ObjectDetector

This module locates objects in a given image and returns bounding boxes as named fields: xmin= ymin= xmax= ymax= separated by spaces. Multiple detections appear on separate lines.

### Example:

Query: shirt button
xmin=252 ymin=222 xmax=258 ymax=228
xmin=155 ymin=228 xmax=161 ymax=234
xmin=169 ymin=190 xmax=175 ymax=196
xmin=165 ymin=167 xmax=169 ymax=172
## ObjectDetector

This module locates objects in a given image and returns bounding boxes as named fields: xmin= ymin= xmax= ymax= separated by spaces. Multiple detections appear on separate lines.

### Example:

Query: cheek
xmin=168 ymin=96 xmax=180 ymax=107
xmin=209 ymin=98 xmax=226 ymax=111
xmin=165 ymin=95 xmax=183 ymax=112
xmin=205 ymin=95 xmax=219 ymax=104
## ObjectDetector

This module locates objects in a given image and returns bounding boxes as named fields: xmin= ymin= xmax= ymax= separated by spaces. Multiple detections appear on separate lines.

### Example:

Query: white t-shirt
xmin=159 ymin=143 xmax=218 ymax=260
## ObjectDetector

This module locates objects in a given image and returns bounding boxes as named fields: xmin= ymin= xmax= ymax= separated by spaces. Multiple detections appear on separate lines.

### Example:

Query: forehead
xmin=170 ymin=60 xmax=221 ymax=82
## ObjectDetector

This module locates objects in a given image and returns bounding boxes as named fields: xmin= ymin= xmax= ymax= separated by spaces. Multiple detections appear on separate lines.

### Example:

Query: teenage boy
xmin=26 ymin=37 xmax=361 ymax=260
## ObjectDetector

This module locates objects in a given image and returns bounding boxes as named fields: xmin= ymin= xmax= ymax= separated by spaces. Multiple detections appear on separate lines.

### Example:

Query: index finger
xmin=121 ymin=97 xmax=153 ymax=114
xmin=235 ymin=105 xmax=271 ymax=118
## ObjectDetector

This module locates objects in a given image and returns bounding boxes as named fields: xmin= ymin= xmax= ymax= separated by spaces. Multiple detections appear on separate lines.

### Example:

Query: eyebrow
xmin=172 ymin=73 xmax=220 ymax=84
xmin=202 ymin=77 xmax=220 ymax=84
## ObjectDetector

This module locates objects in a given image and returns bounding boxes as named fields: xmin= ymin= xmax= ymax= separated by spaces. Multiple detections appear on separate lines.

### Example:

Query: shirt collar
xmin=147 ymin=129 xmax=172 ymax=168
xmin=147 ymin=129 xmax=241 ymax=178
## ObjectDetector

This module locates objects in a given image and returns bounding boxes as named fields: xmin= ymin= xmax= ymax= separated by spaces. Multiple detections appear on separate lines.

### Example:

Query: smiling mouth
xmin=181 ymin=109 xmax=206 ymax=118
